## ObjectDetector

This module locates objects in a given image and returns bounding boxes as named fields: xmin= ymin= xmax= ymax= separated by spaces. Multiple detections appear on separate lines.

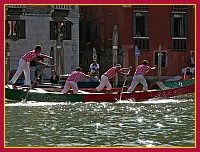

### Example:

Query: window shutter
xmin=144 ymin=12 xmax=149 ymax=36
xmin=170 ymin=13 xmax=174 ymax=37
xmin=50 ymin=21 xmax=56 ymax=40
xmin=5 ymin=20 xmax=8 ymax=38
xmin=184 ymin=13 xmax=188 ymax=37
xmin=65 ymin=21 xmax=71 ymax=40
xmin=19 ymin=20 xmax=25 ymax=39
xmin=133 ymin=12 xmax=136 ymax=36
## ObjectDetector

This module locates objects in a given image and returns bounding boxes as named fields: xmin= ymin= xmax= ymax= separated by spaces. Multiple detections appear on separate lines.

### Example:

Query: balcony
xmin=172 ymin=5 xmax=188 ymax=11
xmin=172 ymin=38 xmax=187 ymax=50
xmin=51 ymin=5 xmax=75 ymax=10
xmin=133 ymin=5 xmax=149 ymax=11
xmin=6 ymin=5 xmax=25 ymax=20
xmin=134 ymin=37 xmax=149 ymax=50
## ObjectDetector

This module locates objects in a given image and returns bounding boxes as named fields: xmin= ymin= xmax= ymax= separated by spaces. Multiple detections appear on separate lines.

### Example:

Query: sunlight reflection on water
xmin=5 ymin=95 xmax=195 ymax=147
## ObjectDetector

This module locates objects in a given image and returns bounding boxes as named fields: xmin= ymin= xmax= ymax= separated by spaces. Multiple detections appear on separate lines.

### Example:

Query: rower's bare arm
xmin=34 ymin=58 xmax=48 ymax=66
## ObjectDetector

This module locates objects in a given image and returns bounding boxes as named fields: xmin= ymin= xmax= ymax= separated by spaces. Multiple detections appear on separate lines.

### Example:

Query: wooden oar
xmin=119 ymin=69 xmax=131 ymax=101
xmin=22 ymin=69 xmax=44 ymax=102
xmin=22 ymin=64 xmax=55 ymax=102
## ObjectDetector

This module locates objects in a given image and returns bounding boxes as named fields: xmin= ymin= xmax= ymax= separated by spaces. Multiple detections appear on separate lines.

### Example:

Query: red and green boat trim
xmin=5 ymin=81 xmax=195 ymax=103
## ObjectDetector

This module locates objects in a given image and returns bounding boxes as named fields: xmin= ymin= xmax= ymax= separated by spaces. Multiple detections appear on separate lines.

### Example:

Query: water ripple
xmin=5 ymin=96 xmax=195 ymax=147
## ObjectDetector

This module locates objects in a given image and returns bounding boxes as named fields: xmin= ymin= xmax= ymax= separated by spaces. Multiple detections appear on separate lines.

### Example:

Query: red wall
xmin=80 ymin=5 xmax=195 ymax=77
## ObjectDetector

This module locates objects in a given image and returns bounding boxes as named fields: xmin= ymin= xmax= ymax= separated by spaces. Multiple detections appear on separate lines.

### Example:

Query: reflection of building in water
xmin=5 ymin=5 xmax=79 ymax=83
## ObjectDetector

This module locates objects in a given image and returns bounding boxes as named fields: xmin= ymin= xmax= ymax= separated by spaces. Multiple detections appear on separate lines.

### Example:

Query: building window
xmin=6 ymin=20 xmax=25 ymax=40
xmin=79 ymin=52 xmax=83 ymax=66
xmin=154 ymin=52 xmax=167 ymax=68
xmin=133 ymin=12 xmax=149 ymax=37
xmin=65 ymin=21 xmax=72 ymax=40
xmin=171 ymin=13 xmax=188 ymax=37
xmin=50 ymin=21 xmax=72 ymax=40
xmin=79 ymin=21 xmax=82 ymax=42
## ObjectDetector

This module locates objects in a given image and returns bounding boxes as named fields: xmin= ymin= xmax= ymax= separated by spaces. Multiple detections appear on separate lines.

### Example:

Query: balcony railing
xmin=133 ymin=5 xmax=149 ymax=10
xmin=134 ymin=37 xmax=149 ymax=50
xmin=172 ymin=5 xmax=188 ymax=11
xmin=51 ymin=5 xmax=75 ymax=10
xmin=172 ymin=38 xmax=187 ymax=50
xmin=6 ymin=5 xmax=25 ymax=8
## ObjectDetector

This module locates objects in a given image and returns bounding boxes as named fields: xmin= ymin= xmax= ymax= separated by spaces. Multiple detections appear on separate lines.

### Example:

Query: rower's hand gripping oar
xmin=21 ymin=64 xmax=56 ymax=102
xmin=119 ymin=68 xmax=131 ymax=101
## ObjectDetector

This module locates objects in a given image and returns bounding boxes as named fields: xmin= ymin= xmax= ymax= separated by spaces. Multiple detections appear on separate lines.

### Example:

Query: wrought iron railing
xmin=51 ymin=5 xmax=75 ymax=10
xmin=134 ymin=37 xmax=149 ymax=50
xmin=172 ymin=38 xmax=187 ymax=50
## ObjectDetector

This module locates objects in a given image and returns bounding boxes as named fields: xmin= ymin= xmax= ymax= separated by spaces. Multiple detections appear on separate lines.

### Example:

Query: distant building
xmin=5 ymin=5 xmax=80 ymax=83
xmin=79 ymin=5 xmax=195 ymax=81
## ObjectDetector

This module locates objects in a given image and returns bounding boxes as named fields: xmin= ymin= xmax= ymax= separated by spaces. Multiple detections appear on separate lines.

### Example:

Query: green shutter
xmin=65 ymin=21 xmax=72 ymax=40
xmin=184 ymin=13 xmax=188 ymax=37
xmin=133 ymin=12 xmax=136 ymax=36
xmin=171 ymin=13 xmax=174 ymax=37
xmin=50 ymin=21 xmax=56 ymax=40
xmin=5 ymin=20 xmax=8 ymax=38
xmin=19 ymin=20 xmax=25 ymax=39
xmin=144 ymin=12 xmax=149 ymax=36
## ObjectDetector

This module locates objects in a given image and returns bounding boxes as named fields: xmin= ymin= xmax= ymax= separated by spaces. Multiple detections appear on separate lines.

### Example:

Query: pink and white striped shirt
xmin=67 ymin=71 xmax=86 ymax=82
xmin=134 ymin=64 xmax=151 ymax=76
xmin=21 ymin=50 xmax=41 ymax=62
xmin=104 ymin=67 xmax=119 ymax=79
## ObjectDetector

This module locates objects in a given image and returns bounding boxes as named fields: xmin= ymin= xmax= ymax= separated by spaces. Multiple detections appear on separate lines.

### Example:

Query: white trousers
xmin=10 ymin=58 xmax=31 ymax=85
xmin=96 ymin=75 xmax=112 ymax=91
xmin=61 ymin=81 xmax=78 ymax=94
xmin=127 ymin=75 xmax=148 ymax=92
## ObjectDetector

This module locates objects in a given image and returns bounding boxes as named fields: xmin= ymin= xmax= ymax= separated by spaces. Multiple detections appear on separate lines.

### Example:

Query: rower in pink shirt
xmin=8 ymin=45 xmax=52 ymax=86
xmin=61 ymin=67 xmax=90 ymax=94
xmin=96 ymin=64 xmax=131 ymax=92
xmin=127 ymin=60 xmax=156 ymax=92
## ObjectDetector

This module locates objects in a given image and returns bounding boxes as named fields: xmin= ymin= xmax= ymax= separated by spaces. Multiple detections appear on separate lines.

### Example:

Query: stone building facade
xmin=5 ymin=5 xmax=80 ymax=83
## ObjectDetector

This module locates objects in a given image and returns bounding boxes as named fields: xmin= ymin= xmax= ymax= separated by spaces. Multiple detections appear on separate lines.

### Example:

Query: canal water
xmin=5 ymin=94 xmax=195 ymax=147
